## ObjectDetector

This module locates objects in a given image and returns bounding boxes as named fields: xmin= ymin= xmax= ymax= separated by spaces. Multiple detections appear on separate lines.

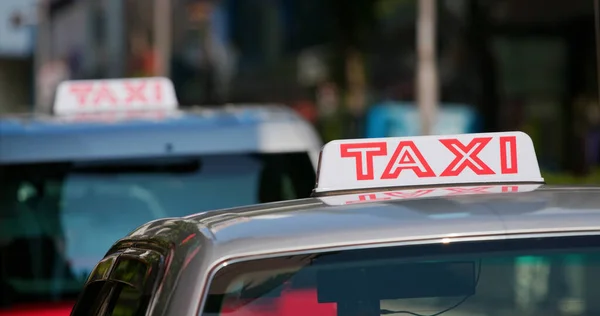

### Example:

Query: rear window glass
xmin=201 ymin=235 xmax=600 ymax=316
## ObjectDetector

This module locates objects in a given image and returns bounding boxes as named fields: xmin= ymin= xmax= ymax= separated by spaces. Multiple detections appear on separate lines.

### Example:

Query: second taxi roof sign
xmin=53 ymin=77 xmax=179 ymax=115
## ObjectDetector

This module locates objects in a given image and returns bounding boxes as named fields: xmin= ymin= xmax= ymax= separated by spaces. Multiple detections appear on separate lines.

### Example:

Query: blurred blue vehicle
xmin=0 ymin=77 xmax=321 ymax=315
xmin=365 ymin=102 xmax=481 ymax=138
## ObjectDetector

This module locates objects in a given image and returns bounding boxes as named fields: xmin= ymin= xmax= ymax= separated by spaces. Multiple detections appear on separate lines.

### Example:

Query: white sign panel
xmin=315 ymin=132 xmax=544 ymax=193
xmin=53 ymin=77 xmax=179 ymax=115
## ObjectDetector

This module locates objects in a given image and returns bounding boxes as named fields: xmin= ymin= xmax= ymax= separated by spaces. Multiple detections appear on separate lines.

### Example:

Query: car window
xmin=71 ymin=254 xmax=158 ymax=316
xmin=61 ymin=154 xmax=265 ymax=276
xmin=200 ymin=235 xmax=600 ymax=316
xmin=0 ymin=152 xmax=315 ymax=310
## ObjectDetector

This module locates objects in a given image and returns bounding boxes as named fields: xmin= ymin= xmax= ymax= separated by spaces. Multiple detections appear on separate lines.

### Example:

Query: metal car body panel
xmin=85 ymin=185 xmax=600 ymax=316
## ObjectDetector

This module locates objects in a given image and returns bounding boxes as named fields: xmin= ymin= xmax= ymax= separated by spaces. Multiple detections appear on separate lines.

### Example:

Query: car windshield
xmin=201 ymin=235 xmax=600 ymax=316
xmin=0 ymin=152 xmax=315 ymax=307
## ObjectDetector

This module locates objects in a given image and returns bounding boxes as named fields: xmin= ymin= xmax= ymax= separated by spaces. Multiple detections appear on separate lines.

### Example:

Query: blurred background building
xmin=0 ymin=0 xmax=37 ymax=112
xmin=1 ymin=0 xmax=599 ymax=177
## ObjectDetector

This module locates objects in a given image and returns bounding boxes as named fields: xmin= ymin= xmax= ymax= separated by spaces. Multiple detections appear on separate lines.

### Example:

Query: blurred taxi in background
xmin=0 ymin=77 xmax=321 ymax=316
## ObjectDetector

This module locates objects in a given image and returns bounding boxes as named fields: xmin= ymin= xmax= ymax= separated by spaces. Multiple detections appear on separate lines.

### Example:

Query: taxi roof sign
xmin=314 ymin=131 xmax=544 ymax=194
xmin=53 ymin=77 xmax=178 ymax=115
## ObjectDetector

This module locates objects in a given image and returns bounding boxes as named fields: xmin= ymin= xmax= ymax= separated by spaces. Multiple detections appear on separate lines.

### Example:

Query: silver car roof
xmin=126 ymin=185 xmax=600 ymax=263
xmin=111 ymin=184 xmax=600 ymax=316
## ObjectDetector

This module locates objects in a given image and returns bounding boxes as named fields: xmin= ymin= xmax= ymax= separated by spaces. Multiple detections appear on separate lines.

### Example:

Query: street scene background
xmin=1 ymin=0 xmax=599 ymax=179
xmin=1 ymin=1 xmax=600 ymax=316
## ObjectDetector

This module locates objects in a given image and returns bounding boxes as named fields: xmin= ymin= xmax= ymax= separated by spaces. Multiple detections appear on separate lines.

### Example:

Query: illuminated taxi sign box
xmin=314 ymin=132 xmax=544 ymax=197
xmin=53 ymin=77 xmax=179 ymax=116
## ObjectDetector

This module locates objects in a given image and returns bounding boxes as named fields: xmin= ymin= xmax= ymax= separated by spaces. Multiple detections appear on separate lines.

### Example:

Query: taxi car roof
xmin=124 ymin=185 xmax=600 ymax=264
xmin=0 ymin=105 xmax=320 ymax=164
